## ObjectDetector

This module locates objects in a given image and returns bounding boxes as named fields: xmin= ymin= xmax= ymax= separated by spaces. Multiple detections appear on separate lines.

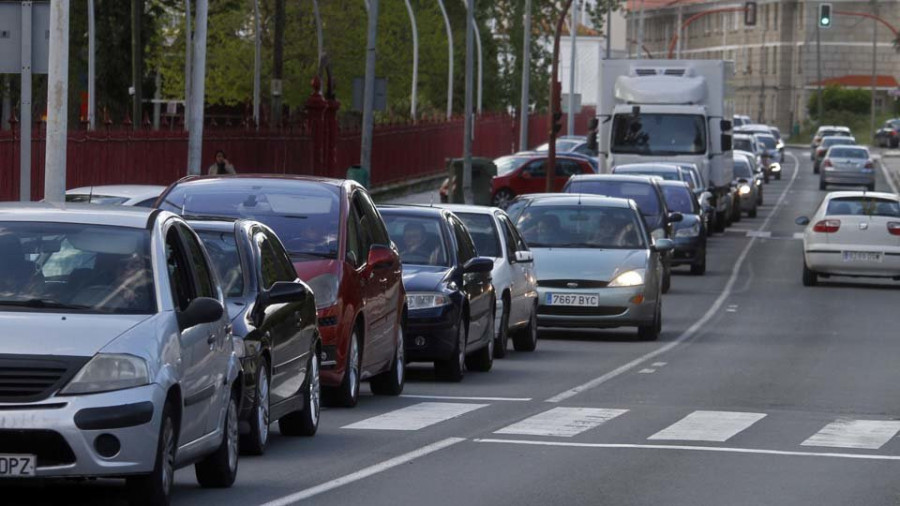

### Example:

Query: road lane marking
xmin=793 ymin=232 xmax=805 ymax=240
xmin=257 ymin=437 xmax=465 ymax=506
xmin=545 ymin=152 xmax=800 ymax=404
xmin=651 ymin=362 xmax=667 ymax=367
xmin=648 ymin=411 xmax=766 ymax=442
xmin=473 ymin=438 xmax=900 ymax=462
xmin=342 ymin=402 xmax=487 ymax=431
xmin=494 ymin=407 xmax=628 ymax=438
xmin=746 ymin=230 xmax=772 ymax=238
xmin=877 ymin=155 xmax=899 ymax=194
xmin=638 ymin=368 xmax=655 ymax=374
xmin=802 ymin=419 xmax=900 ymax=450
xmin=400 ymin=394 xmax=532 ymax=402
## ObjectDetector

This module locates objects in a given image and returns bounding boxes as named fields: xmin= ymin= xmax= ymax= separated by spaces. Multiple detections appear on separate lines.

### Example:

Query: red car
xmin=156 ymin=175 xmax=406 ymax=407
xmin=491 ymin=154 xmax=596 ymax=208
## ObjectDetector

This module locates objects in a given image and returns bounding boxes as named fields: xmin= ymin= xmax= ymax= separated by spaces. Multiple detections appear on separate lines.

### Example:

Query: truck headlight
xmin=306 ymin=273 xmax=340 ymax=309
xmin=675 ymin=223 xmax=701 ymax=238
xmin=61 ymin=354 xmax=150 ymax=395
xmin=407 ymin=292 xmax=450 ymax=310
xmin=608 ymin=269 xmax=645 ymax=287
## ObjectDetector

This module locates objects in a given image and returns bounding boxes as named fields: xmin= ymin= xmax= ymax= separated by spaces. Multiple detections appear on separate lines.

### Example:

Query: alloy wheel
xmin=257 ymin=367 xmax=270 ymax=447
xmin=309 ymin=352 xmax=320 ymax=426
xmin=226 ymin=397 xmax=239 ymax=473
xmin=161 ymin=416 xmax=175 ymax=497
xmin=395 ymin=327 xmax=405 ymax=386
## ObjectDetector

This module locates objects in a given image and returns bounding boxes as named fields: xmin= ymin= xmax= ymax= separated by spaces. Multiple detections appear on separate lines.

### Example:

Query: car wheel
xmin=892 ymin=139 xmax=899 ymax=149
xmin=279 ymin=351 xmax=321 ymax=436
xmin=126 ymin=401 xmax=177 ymax=506
xmin=492 ymin=189 xmax=514 ymax=209
xmin=661 ymin=264 xmax=672 ymax=294
xmin=732 ymin=203 xmax=742 ymax=222
xmin=748 ymin=205 xmax=757 ymax=218
xmin=513 ymin=305 xmax=538 ymax=352
xmin=493 ymin=298 xmax=509 ymax=359
xmin=637 ymin=303 xmax=661 ymax=341
xmin=241 ymin=359 xmax=270 ymax=455
xmin=714 ymin=212 xmax=726 ymax=233
xmin=325 ymin=329 xmax=361 ymax=407
xmin=819 ymin=180 xmax=826 ymax=191
xmin=370 ymin=323 xmax=406 ymax=396
xmin=195 ymin=388 xmax=239 ymax=488
xmin=690 ymin=249 xmax=706 ymax=276
xmin=435 ymin=321 xmax=466 ymax=382
xmin=466 ymin=307 xmax=495 ymax=372
xmin=802 ymin=260 xmax=818 ymax=287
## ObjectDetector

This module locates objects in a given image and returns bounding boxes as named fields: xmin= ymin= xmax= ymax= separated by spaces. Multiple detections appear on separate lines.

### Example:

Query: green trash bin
xmin=446 ymin=157 xmax=497 ymax=206
xmin=346 ymin=165 xmax=370 ymax=189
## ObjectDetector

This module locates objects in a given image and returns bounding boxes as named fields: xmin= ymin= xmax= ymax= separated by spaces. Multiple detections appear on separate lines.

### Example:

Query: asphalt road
xmin=10 ymin=148 xmax=900 ymax=505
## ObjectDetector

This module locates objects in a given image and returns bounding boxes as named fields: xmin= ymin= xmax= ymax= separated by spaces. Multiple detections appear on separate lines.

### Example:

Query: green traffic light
xmin=821 ymin=17 xmax=830 ymax=26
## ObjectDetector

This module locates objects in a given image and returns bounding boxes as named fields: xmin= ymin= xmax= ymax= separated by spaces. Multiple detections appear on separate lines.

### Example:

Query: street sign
xmin=561 ymin=93 xmax=582 ymax=115
xmin=352 ymin=77 xmax=387 ymax=112
xmin=0 ymin=2 xmax=50 ymax=74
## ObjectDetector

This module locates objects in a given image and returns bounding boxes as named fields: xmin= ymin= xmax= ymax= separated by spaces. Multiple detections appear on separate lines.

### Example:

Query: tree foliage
xmin=807 ymin=84 xmax=871 ymax=119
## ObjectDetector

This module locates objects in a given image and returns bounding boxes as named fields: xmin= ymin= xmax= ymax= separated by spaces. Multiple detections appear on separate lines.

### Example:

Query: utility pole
xmin=153 ymin=71 xmax=161 ymax=130
xmin=606 ymin=0 xmax=612 ymax=59
xmin=20 ymin=1 xmax=32 ymax=201
xmin=184 ymin=0 xmax=191 ymax=131
xmin=815 ymin=2 xmax=823 ymax=124
xmin=312 ymin=0 xmax=324 ymax=67
xmin=548 ymin=0 xmax=577 ymax=193
xmin=463 ymin=0 xmax=475 ymax=204
xmin=436 ymin=0 xmax=453 ymax=119
xmin=637 ymin=0 xmax=645 ymax=59
xmin=404 ymin=0 xmax=419 ymax=120
xmin=132 ymin=0 xmax=143 ymax=130
xmin=271 ymin=0 xmax=285 ymax=128
xmin=462 ymin=1 xmax=482 ymax=115
xmin=87 ymin=0 xmax=95 ymax=130
xmin=187 ymin=0 xmax=208 ymax=175
xmin=676 ymin=5 xmax=683 ymax=58
xmin=44 ymin=0 xmax=70 ymax=204
xmin=758 ymin=31 xmax=765 ymax=123
xmin=870 ymin=0 xmax=878 ymax=143
xmin=1 ymin=77 xmax=10 ymax=131
xmin=567 ymin=0 xmax=578 ymax=136
xmin=360 ymin=0 xmax=379 ymax=180
xmin=253 ymin=0 xmax=261 ymax=129
xmin=519 ymin=0 xmax=532 ymax=151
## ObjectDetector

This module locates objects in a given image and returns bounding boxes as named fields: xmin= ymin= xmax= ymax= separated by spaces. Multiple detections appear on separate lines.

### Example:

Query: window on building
xmin=773 ymin=3 xmax=779 ymax=30
xmin=797 ymin=45 xmax=803 ymax=74
xmin=733 ymin=11 xmax=739 ymax=32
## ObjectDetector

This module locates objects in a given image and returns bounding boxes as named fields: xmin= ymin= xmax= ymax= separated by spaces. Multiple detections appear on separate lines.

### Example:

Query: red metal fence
xmin=0 ymin=106 xmax=595 ymax=201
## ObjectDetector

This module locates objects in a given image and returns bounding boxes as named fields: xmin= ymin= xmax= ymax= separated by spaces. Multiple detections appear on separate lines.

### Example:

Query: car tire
xmin=819 ymin=180 xmax=826 ymax=191
xmin=324 ymin=329 xmax=361 ymax=408
xmin=466 ymin=307 xmax=495 ymax=372
xmin=802 ymin=261 xmax=818 ymax=287
xmin=690 ymin=250 xmax=706 ymax=276
xmin=370 ymin=324 xmax=406 ymax=396
xmin=126 ymin=401 xmax=177 ymax=506
xmin=748 ymin=205 xmax=757 ymax=218
xmin=637 ymin=304 xmax=661 ymax=341
xmin=757 ymin=188 xmax=763 ymax=206
xmin=892 ymin=139 xmax=899 ymax=149
xmin=493 ymin=298 xmax=509 ymax=359
xmin=279 ymin=351 xmax=321 ymax=436
xmin=195 ymin=388 xmax=239 ymax=489
xmin=240 ymin=359 xmax=270 ymax=455
xmin=661 ymin=264 xmax=672 ymax=294
xmin=714 ymin=212 xmax=726 ymax=233
xmin=513 ymin=306 xmax=538 ymax=352
xmin=435 ymin=321 xmax=466 ymax=382
xmin=732 ymin=204 xmax=742 ymax=223
xmin=492 ymin=189 xmax=515 ymax=209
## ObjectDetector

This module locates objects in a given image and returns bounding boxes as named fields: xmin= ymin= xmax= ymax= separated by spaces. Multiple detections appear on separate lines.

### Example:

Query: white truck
xmin=596 ymin=59 xmax=735 ymax=230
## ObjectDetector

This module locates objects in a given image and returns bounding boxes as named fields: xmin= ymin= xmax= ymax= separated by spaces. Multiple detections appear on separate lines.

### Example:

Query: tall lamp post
xmin=547 ymin=0 xmax=577 ymax=193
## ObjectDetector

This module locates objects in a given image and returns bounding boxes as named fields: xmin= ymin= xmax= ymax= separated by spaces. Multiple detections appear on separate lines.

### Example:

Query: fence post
xmin=305 ymin=77 xmax=328 ymax=175
xmin=324 ymin=83 xmax=340 ymax=176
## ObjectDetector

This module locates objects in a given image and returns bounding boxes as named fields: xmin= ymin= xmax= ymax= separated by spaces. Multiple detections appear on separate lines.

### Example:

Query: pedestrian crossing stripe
xmin=494 ymin=407 xmax=628 ymax=438
xmin=342 ymin=402 xmax=487 ymax=431
xmin=648 ymin=410 xmax=766 ymax=442
xmin=801 ymin=419 xmax=900 ymax=450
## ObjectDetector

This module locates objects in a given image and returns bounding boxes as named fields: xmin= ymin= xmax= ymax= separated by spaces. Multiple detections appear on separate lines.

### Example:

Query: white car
xmin=66 ymin=185 xmax=166 ymax=207
xmin=438 ymin=204 xmax=539 ymax=357
xmin=796 ymin=191 xmax=900 ymax=286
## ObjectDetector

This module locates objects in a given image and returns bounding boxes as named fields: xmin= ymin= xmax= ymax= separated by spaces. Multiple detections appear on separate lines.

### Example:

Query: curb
xmin=878 ymin=155 xmax=900 ymax=194
xmin=371 ymin=172 xmax=445 ymax=203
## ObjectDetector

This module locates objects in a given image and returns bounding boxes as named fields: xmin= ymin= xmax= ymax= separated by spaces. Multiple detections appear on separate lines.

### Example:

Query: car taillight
xmin=813 ymin=219 xmax=841 ymax=233
xmin=816 ymin=148 xmax=825 ymax=156
xmin=822 ymin=159 xmax=833 ymax=168
xmin=892 ymin=131 xmax=898 ymax=137
xmin=888 ymin=222 xmax=900 ymax=236
xmin=865 ymin=161 xmax=874 ymax=169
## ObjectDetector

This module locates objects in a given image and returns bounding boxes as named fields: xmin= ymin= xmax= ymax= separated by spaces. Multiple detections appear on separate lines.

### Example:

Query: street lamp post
xmin=567 ymin=0 xmax=579 ymax=136
xmin=45 ymin=0 xmax=70 ymax=204
xmin=404 ymin=0 xmax=419 ymax=120
xmin=436 ymin=0 xmax=453 ymax=119
xmin=463 ymin=0 xmax=474 ymax=203
xmin=87 ymin=0 xmax=95 ymax=130
xmin=253 ymin=0 xmax=261 ymax=129
xmin=519 ymin=0 xmax=532 ymax=151
xmin=187 ymin=0 xmax=208 ymax=175
xmin=547 ymin=0 xmax=577 ymax=193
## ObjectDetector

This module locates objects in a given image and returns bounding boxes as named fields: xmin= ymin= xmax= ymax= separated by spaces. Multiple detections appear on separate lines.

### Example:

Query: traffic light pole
xmin=815 ymin=5 xmax=822 ymax=125
xmin=547 ymin=0 xmax=576 ymax=193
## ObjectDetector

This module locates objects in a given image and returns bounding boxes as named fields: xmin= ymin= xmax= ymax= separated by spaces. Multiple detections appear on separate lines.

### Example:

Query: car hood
xmin=402 ymin=264 xmax=452 ymax=292
xmin=532 ymin=248 xmax=647 ymax=283
xmin=0 ymin=312 xmax=151 ymax=357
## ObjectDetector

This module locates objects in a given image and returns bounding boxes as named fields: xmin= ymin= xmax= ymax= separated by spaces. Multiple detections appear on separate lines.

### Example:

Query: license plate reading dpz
xmin=0 ymin=455 xmax=36 ymax=477
xmin=546 ymin=293 xmax=599 ymax=307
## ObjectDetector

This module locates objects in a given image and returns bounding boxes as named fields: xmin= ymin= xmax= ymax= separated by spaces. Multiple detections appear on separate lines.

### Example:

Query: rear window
xmin=382 ymin=215 xmax=450 ymax=267
xmin=733 ymin=138 xmax=754 ymax=152
xmin=823 ymin=137 xmax=856 ymax=147
xmin=614 ymin=167 xmax=681 ymax=181
xmin=196 ymin=230 xmax=244 ymax=298
xmin=661 ymin=186 xmax=696 ymax=214
xmin=826 ymin=197 xmax=900 ymax=217
xmin=828 ymin=148 xmax=867 ymax=159
xmin=757 ymin=136 xmax=776 ymax=149
xmin=733 ymin=159 xmax=754 ymax=178
xmin=455 ymin=213 xmax=501 ymax=258
xmin=564 ymin=180 xmax=660 ymax=216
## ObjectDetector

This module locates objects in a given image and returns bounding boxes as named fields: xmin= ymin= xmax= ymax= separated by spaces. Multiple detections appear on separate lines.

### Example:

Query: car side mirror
xmin=668 ymin=212 xmax=684 ymax=223
xmin=514 ymin=250 xmax=533 ymax=263
xmin=464 ymin=257 xmax=494 ymax=274
xmin=721 ymin=133 xmax=732 ymax=152
xmin=177 ymin=297 xmax=224 ymax=331
xmin=700 ymin=191 xmax=713 ymax=201
xmin=720 ymin=119 xmax=732 ymax=131
xmin=652 ymin=238 xmax=675 ymax=253
xmin=261 ymin=281 xmax=308 ymax=307
xmin=367 ymin=244 xmax=394 ymax=268
xmin=795 ymin=216 xmax=810 ymax=226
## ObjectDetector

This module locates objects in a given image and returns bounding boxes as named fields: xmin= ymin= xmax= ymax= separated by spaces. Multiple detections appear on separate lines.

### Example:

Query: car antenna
xmin=87 ymin=186 xmax=94 ymax=204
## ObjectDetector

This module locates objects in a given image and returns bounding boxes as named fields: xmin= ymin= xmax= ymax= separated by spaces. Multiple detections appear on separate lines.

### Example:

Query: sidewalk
xmin=875 ymin=149 xmax=900 ymax=193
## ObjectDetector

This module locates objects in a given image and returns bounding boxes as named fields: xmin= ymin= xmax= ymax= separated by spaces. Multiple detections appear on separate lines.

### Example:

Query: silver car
xmin=0 ymin=204 xmax=241 ymax=505
xmin=507 ymin=194 xmax=673 ymax=340
xmin=820 ymin=145 xmax=875 ymax=191
xmin=65 ymin=184 xmax=166 ymax=207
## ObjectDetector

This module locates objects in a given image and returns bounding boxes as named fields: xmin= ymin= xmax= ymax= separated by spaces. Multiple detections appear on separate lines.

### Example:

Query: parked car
xmin=156 ymin=175 xmax=406 ymax=408
xmin=611 ymin=163 xmax=690 ymax=184
xmin=732 ymin=154 xmax=760 ymax=218
xmin=811 ymin=125 xmax=852 ymax=160
xmin=534 ymin=135 xmax=597 ymax=157
xmin=66 ymin=185 xmax=166 ymax=207
xmin=192 ymin=219 xmax=321 ymax=456
xmin=796 ymin=192 xmax=900 ymax=286
xmin=437 ymin=204 xmax=539 ymax=357
xmin=819 ymin=145 xmax=876 ymax=191
xmin=814 ymin=136 xmax=857 ymax=174
xmin=490 ymin=153 xmax=595 ymax=208
xmin=379 ymin=206 xmax=496 ymax=381
xmin=562 ymin=174 xmax=682 ymax=293
xmin=659 ymin=181 xmax=707 ymax=275
xmin=875 ymin=119 xmax=900 ymax=148
xmin=507 ymin=194 xmax=673 ymax=340
xmin=0 ymin=204 xmax=240 ymax=504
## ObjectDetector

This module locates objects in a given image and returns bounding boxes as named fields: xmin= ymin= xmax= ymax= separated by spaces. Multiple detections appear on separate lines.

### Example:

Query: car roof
xmin=569 ymin=174 xmax=659 ymax=184
xmin=824 ymin=191 xmax=897 ymax=201
xmin=822 ymin=135 xmax=855 ymax=141
xmin=524 ymin=194 xmax=634 ymax=209
xmin=66 ymin=184 xmax=167 ymax=199
xmin=0 ymin=202 xmax=168 ymax=228
xmin=733 ymin=133 xmax=754 ymax=139
xmin=377 ymin=204 xmax=448 ymax=219
xmin=436 ymin=204 xmax=503 ymax=216
xmin=170 ymin=174 xmax=352 ymax=190
xmin=826 ymin=145 xmax=868 ymax=152
xmin=614 ymin=163 xmax=681 ymax=172
xmin=657 ymin=180 xmax=692 ymax=189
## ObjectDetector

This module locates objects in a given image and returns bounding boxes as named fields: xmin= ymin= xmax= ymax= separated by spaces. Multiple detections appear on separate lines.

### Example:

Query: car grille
xmin=0 ymin=430 xmax=76 ymax=467
xmin=540 ymin=306 xmax=627 ymax=316
xmin=538 ymin=280 xmax=609 ymax=289
xmin=0 ymin=355 xmax=89 ymax=403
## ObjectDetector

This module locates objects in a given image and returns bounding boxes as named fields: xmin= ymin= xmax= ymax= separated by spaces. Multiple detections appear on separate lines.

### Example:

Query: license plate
xmin=546 ymin=293 xmax=599 ymax=307
xmin=0 ymin=454 xmax=36 ymax=477
xmin=842 ymin=251 xmax=882 ymax=263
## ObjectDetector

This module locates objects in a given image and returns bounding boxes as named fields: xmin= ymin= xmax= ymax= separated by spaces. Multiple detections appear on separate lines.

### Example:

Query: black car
xmin=658 ymin=181 xmax=707 ymax=275
xmin=378 ymin=206 xmax=495 ymax=382
xmin=191 ymin=219 xmax=321 ymax=455
xmin=875 ymin=119 xmax=900 ymax=148
xmin=562 ymin=174 xmax=682 ymax=293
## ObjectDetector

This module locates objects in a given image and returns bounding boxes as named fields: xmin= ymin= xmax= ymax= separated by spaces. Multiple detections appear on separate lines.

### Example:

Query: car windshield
xmin=456 ymin=213 xmax=501 ymax=258
xmin=829 ymin=148 xmax=867 ymax=159
xmin=0 ymin=222 xmax=155 ymax=314
xmin=611 ymin=113 xmax=707 ymax=156
xmin=158 ymin=181 xmax=341 ymax=259
xmin=516 ymin=205 xmax=645 ymax=249
xmin=564 ymin=180 xmax=660 ymax=216
xmin=196 ymin=230 xmax=244 ymax=298
xmin=823 ymin=137 xmax=856 ymax=147
xmin=823 ymin=129 xmax=850 ymax=137
xmin=614 ymin=167 xmax=681 ymax=181
xmin=382 ymin=215 xmax=450 ymax=267
xmin=757 ymin=136 xmax=777 ymax=149
xmin=733 ymin=138 xmax=754 ymax=152
xmin=770 ymin=128 xmax=782 ymax=140
xmin=826 ymin=197 xmax=900 ymax=217
xmin=661 ymin=186 xmax=695 ymax=214
xmin=66 ymin=195 xmax=130 ymax=206
xmin=495 ymin=156 xmax=529 ymax=176
xmin=734 ymin=159 xmax=754 ymax=178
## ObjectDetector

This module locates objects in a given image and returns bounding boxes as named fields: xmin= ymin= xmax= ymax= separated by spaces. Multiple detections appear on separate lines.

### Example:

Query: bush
xmin=807 ymin=84 xmax=871 ymax=120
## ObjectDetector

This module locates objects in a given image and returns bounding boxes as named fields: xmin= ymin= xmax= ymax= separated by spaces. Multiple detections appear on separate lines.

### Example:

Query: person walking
xmin=208 ymin=150 xmax=237 ymax=175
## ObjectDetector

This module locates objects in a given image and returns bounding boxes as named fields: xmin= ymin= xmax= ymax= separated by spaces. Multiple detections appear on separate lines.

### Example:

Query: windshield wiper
xmin=0 ymin=299 xmax=92 ymax=310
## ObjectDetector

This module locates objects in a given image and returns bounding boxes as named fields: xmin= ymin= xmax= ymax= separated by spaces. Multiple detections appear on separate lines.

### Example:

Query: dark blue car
xmin=378 ymin=206 xmax=495 ymax=382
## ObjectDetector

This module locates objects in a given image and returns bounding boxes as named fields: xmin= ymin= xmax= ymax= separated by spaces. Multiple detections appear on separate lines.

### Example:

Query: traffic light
xmin=819 ymin=3 xmax=832 ymax=28
xmin=744 ymin=1 xmax=757 ymax=27
xmin=587 ymin=117 xmax=599 ymax=154
xmin=552 ymin=111 xmax=563 ymax=135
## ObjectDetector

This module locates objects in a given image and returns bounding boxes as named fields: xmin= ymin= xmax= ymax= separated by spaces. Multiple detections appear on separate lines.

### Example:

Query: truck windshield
xmin=611 ymin=114 xmax=707 ymax=156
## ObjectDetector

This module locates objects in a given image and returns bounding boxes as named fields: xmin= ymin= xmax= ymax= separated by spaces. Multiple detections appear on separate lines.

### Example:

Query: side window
xmin=177 ymin=225 xmax=216 ymax=299
xmin=165 ymin=228 xmax=195 ymax=312
xmin=525 ymin=160 xmax=546 ymax=177
xmin=352 ymin=193 xmax=375 ymax=256
xmin=256 ymin=233 xmax=281 ymax=290
xmin=357 ymin=191 xmax=390 ymax=246
xmin=265 ymin=231 xmax=298 ymax=282
xmin=502 ymin=215 xmax=529 ymax=251
xmin=345 ymin=203 xmax=366 ymax=268
xmin=555 ymin=159 xmax=581 ymax=177
xmin=451 ymin=217 xmax=476 ymax=264
xmin=498 ymin=216 xmax=518 ymax=259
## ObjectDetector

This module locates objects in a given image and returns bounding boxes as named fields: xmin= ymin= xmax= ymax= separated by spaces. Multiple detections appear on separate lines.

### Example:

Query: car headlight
xmin=755 ymin=179 xmax=762 ymax=186
xmin=608 ymin=269 xmax=645 ymax=287
xmin=675 ymin=223 xmax=701 ymax=238
xmin=738 ymin=184 xmax=751 ymax=195
xmin=306 ymin=273 xmax=340 ymax=309
xmin=406 ymin=292 xmax=450 ymax=310
xmin=769 ymin=163 xmax=781 ymax=172
xmin=60 ymin=354 xmax=150 ymax=395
